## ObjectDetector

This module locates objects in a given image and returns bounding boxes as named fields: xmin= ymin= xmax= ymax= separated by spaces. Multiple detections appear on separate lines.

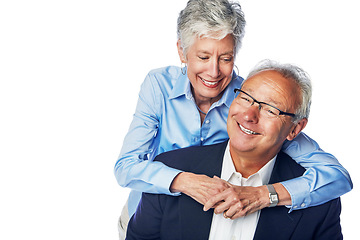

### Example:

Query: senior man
xmin=126 ymin=60 xmax=343 ymax=240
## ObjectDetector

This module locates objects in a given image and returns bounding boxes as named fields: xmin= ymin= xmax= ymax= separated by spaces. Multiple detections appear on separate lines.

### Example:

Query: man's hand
xmin=170 ymin=172 xmax=231 ymax=205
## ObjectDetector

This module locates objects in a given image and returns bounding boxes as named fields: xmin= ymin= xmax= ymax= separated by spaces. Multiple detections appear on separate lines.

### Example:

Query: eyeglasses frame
xmin=233 ymin=88 xmax=296 ymax=118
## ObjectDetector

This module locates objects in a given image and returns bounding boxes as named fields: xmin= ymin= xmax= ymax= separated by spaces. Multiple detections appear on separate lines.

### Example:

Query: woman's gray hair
xmin=177 ymin=0 xmax=246 ymax=57
xmin=246 ymin=59 xmax=312 ymax=123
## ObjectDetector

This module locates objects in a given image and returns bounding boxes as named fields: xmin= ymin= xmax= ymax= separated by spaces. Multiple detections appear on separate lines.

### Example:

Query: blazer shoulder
xmin=154 ymin=140 xmax=228 ymax=172
xmin=271 ymin=151 xmax=306 ymax=182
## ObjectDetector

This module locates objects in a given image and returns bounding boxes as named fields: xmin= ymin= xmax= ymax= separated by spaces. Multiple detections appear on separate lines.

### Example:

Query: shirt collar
xmin=169 ymin=68 xmax=191 ymax=100
xmin=221 ymin=141 xmax=276 ymax=185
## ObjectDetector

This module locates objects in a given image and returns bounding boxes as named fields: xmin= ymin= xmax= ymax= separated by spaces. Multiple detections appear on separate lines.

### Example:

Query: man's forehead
xmin=245 ymin=70 xmax=285 ymax=83
xmin=242 ymin=70 xmax=296 ymax=105
xmin=243 ymin=71 xmax=291 ymax=91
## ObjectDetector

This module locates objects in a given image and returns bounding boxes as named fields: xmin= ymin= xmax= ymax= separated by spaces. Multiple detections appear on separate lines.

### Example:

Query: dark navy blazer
xmin=126 ymin=141 xmax=342 ymax=240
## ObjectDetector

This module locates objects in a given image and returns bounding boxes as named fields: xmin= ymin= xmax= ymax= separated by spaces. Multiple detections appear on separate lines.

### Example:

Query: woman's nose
xmin=208 ymin=60 xmax=221 ymax=78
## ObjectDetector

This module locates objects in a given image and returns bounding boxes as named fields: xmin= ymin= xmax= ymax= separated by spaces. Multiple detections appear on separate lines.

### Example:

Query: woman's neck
xmin=192 ymin=88 xmax=224 ymax=124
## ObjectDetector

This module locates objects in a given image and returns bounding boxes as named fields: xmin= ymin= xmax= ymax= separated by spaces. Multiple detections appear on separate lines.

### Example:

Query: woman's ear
xmin=177 ymin=40 xmax=186 ymax=63
xmin=287 ymin=118 xmax=308 ymax=141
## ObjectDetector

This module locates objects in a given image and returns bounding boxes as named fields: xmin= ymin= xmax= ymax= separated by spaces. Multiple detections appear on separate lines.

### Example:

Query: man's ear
xmin=177 ymin=40 xmax=186 ymax=63
xmin=287 ymin=118 xmax=308 ymax=141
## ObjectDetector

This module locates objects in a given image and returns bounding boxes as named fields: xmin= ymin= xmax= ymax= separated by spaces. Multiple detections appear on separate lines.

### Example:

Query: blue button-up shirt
xmin=114 ymin=66 xmax=352 ymax=216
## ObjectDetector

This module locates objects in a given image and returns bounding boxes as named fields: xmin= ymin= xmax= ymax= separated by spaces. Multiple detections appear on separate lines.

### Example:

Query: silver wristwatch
xmin=266 ymin=184 xmax=279 ymax=207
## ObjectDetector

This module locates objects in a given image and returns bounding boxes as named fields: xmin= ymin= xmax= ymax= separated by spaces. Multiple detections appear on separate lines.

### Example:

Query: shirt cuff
xmin=152 ymin=166 xmax=183 ymax=196
xmin=281 ymin=177 xmax=311 ymax=212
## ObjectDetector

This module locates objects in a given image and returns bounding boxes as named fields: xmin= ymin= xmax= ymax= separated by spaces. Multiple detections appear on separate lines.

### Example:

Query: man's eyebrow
xmin=221 ymin=51 xmax=234 ymax=55
xmin=243 ymin=88 xmax=281 ymax=106
xmin=259 ymin=96 xmax=281 ymax=107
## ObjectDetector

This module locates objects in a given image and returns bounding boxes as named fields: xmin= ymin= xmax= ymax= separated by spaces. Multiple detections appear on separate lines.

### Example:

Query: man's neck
xmin=229 ymin=144 xmax=280 ymax=178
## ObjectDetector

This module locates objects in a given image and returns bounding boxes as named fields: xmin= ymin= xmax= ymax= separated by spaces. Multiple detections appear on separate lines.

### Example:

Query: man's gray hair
xmin=177 ymin=0 xmax=246 ymax=57
xmin=247 ymin=59 xmax=312 ymax=123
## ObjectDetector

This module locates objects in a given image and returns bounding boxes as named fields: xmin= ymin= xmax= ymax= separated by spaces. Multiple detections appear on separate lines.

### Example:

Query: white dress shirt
xmin=208 ymin=142 xmax=276 ymax=240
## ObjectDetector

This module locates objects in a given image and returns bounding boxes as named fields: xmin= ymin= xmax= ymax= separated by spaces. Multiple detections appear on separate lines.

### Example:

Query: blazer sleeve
xmin=126 ymin=192 xmax=163 ymax=240
xmin=314 ymin=198 xmax=343 ymax=240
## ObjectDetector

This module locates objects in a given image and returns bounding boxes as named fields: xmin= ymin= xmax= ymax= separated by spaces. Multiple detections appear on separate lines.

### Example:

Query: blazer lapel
xmin=179 ymin=195 xmax=214 ymax=239
xmin=254 ymin=152 xmax=304 ymax=240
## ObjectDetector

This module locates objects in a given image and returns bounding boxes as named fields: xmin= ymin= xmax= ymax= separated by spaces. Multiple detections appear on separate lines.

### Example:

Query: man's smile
xmin=238 ymin=123 xmax=260 ymax=135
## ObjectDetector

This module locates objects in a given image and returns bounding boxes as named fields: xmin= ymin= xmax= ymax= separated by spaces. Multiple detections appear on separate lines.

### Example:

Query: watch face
xmin=270 ymin=195 xmax=278 ymax=203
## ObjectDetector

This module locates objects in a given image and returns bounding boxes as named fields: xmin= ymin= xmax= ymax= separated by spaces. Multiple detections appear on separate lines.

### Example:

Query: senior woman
xmin=115 ymin=0 xmax=352 ymax=238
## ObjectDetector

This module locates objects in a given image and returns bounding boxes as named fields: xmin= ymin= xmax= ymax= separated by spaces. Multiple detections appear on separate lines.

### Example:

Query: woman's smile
xmin=199 ymin=76 xmax=223 ymax=88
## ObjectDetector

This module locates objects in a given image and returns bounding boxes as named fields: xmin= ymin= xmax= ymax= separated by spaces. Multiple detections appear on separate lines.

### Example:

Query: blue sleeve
xmin=114 ymin=73 xmax=182 ymax=195
xmin=281 ymin=132 xmax=352 ymax=211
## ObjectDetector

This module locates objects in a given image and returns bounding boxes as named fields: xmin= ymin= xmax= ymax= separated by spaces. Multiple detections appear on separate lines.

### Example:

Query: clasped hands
xmin=170 ymin=172 xmax=271 ymax=220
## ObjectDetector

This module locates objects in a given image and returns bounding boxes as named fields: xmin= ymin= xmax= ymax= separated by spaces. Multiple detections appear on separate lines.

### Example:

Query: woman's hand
xmin=203 ymin=185 xmax=269 ymax=219
xmin=203 ymin=183 xmax=291 ymax=220
xmin=170 ymin=172 xmax=231 ymax=205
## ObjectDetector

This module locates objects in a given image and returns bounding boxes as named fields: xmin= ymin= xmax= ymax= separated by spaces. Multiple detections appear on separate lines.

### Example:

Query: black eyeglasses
xmin=234 ymin=89 xmax=296 ymax=118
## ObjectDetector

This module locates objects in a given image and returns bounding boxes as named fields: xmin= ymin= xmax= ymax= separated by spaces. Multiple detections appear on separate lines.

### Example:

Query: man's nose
xmin=243 ymin=104 xmax=260 ymax=123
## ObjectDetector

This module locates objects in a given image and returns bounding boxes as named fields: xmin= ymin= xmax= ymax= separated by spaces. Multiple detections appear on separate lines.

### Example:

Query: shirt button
xmin=293 ymin=205 xmax=298 ymax=209
xmin=205 ymin=119 xmax=210 ymax=124
xmin=301 ymin=203 xmax=306 ymax=208
xmin=200 ymin=137 xmax=204 ymax=141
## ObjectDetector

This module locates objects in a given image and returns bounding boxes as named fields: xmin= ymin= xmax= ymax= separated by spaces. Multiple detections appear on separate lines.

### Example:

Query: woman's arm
xmin=114 ymin=72 xmax=181 ymax=195
xmin=115 ymin=69 xmax=230 ymax=202
xmin=281 ymin=132 xmax=352 ymax=211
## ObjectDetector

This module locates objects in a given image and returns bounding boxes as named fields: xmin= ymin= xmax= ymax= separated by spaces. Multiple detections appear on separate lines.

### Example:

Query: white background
xmin=1 ymin=0 xmax=359 ymax=239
